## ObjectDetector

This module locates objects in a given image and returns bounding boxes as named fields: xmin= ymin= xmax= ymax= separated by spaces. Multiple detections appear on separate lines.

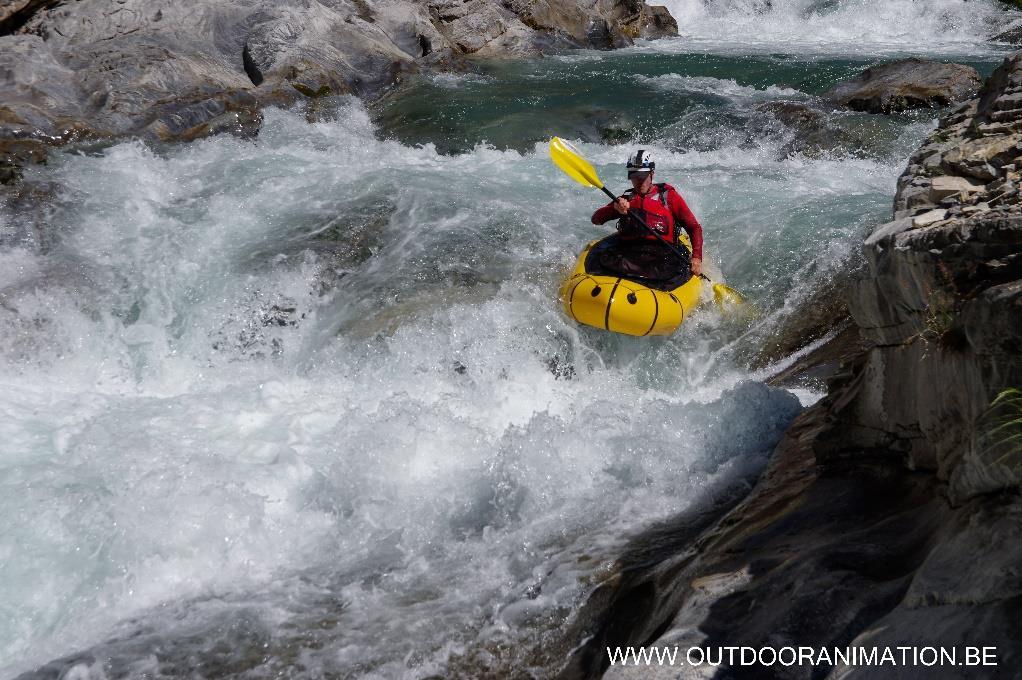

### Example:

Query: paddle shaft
xmin=600 ymin=186 xmax=692 ymax=268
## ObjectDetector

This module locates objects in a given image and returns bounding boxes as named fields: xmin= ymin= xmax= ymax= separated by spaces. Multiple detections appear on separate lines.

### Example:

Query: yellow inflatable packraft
xmin=559 ymin=234 xmax=701 ymax=337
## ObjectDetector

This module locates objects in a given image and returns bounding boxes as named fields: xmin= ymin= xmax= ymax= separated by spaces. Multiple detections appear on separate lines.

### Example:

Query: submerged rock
xmin=752 ymin=252 xmax=865 ymax=371
xmin=992 ymin=23 xmax=1022 ymax=46
xmin=825 ymin=58 xmax=982 ymax=114
xmin=756 ymin=101 xmax=863 ymax=156
xmin=0 ymin=138 xmax=47 ymax=185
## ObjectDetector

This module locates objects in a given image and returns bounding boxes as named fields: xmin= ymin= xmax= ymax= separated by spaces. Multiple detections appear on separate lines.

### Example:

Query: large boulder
xmin=825 ymin=58 xmax=982 ymax=114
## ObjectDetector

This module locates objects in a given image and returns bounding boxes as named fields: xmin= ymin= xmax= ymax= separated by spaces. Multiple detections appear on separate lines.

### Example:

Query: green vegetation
xmin=978 ymin=388 xmax=1022 ymax=469
xmin=292 ymin=83 xmax=332 ymax=98
xmin=922 ymin=290 xmax=958 ymax=342
xmin=919 ymin=263 xmax=963 ymax=349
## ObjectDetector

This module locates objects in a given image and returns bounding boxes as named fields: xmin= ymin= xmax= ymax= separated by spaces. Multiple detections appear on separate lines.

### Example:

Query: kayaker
xmin=590 ymin=149 xmax=703 ymax=277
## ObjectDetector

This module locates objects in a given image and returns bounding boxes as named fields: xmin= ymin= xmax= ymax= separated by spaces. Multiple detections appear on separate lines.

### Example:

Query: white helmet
xmin=626 ymin=149 xmax=655 ymax=175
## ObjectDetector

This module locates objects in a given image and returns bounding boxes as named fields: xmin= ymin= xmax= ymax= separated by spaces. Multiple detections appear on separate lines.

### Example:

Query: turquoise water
xmin=0 ymin=0 xmax=1014 ymax=677
xmin=372 ymin=50 xmax=996 ymax=313
xmin=374 ymin=53 xmax=998 ymax=153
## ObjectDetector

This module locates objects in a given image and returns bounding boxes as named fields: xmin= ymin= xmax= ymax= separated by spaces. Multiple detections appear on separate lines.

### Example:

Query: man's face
xmin=629 ymin=171 xmax=653 ymax=193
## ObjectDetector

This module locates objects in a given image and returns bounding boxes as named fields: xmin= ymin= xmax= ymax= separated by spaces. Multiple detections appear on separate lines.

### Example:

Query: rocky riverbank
xmin=558 ymin=51 xmax=1022 ymax=680
xmin=0 ymin=0 xmax=675 ymax=185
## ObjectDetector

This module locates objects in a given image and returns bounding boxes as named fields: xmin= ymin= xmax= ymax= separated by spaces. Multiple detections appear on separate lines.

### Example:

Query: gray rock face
xmin=557 ymin=51 xmax=1022 ymax=680
xmin=829 ymin=52 xmax=1022 ymax=501
xmin=0 ymin=0 xmax=677 ymax=156
xmin=825 ymin=58 xmax=982 ymax=114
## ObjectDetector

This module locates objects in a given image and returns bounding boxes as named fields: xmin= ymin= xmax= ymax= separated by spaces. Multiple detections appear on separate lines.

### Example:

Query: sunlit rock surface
xmin=0 ymin=0 xmax=675 ymax=154
xmin=825 ymin=59 xmax=982 ymax=114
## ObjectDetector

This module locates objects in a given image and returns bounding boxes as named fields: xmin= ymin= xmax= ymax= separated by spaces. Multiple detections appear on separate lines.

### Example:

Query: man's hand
xmin=613 ymin=197 xmax=629 ymax=215
xmin=691 ymin=257 xmax=702 ymax=276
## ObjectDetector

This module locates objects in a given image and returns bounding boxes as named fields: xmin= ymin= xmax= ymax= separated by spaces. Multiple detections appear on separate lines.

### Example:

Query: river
xmin=0 ymin=0 xmax=1015 ymax=677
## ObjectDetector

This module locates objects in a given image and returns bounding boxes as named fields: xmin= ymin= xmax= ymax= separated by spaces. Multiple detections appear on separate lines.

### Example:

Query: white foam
xmin=428 ymin=71 xmax=494 ymax=88
xmin=655 ymin=0 xmax=1016 ymax=58
xmin=0 ymin=98 xmax=914 ymax=676
xmin=637 ymin=74 xmax=806 ymax=101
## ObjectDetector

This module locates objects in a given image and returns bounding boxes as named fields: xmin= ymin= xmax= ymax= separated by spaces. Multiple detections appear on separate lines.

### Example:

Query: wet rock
xmin=585 ymin=17 xmax=632 ymax=50
xmin=0 ymin=138 xmax=47 ymax=184
xmin=578 ymin=108 xmax=638 ymax=144
xmin=757 ymin=101 xmax=862 ymax=156
xmin=992 ymin=23 xmax=1022 ymax=47
xmin=560 ymin=405 xmax=1022 ymax=680
xmin=505 ymin=0 xmax=593 ymax=45
xmin=643 ymin=5 xmax=678 ymax=39
xmin=758 ymin=100 xmax=826 ymax=128
xmin=820 ymin=54 xmax=1022 ymax=497
xmin=752 ymin=251 xmax=865 ymax=370
xmin=765 ymin=322 xmax=864 ymax=390
xmin=605 ymin=0 xmax=678 ymax=41
xmin=973 ymin=51 xmax=1022 ymax=133
xmin=137 ymin=88 xmax=263 ymax=142
xmin=846 ymin=53 xmax=1021 ymax=492
xmin=241 ymin=2 xmax=426 ymax=97
xmin=839 ymin=210 xmax=1022 ymax=489
xmin=599 ymin=125 xmax=634 ymax=144
xmin=825 ymin=58 xmax=982 ymax=114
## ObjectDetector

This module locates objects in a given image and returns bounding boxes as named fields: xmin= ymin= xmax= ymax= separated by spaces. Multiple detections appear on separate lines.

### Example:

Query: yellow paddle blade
xmin=549 ymin=137 xmax=605 ymax=189
xmin=712 ymin=282 xmax=745 ymax=309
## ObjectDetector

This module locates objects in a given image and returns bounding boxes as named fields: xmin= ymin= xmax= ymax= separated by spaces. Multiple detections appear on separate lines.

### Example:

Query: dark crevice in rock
xmin=418 ymin=33 xmax=432 ymax=57
xmin=352 ymin=0 xmax=376 ymax=22
xmin=0 ymin=0 xmax=61 ymax=37
xmin=241 ymin=42 xmax=263 ymax=86
xmin=585 ymin=18 xmax=629 ymax=50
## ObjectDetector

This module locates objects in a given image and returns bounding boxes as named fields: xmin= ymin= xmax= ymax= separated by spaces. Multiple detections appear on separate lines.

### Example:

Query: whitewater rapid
xmin=660 ymin=0 xmax=1019 ymax=57
xmin=1 ymin=0 xmax=1015 ymax=676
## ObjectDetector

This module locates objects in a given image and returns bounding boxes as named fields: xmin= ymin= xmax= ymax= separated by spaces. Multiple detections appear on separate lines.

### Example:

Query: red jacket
xmin=591 ymin=183 xmax=703 ymax=260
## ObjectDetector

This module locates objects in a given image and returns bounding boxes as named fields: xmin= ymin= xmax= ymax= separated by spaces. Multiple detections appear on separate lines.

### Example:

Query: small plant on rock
xmin=978 ymin=388 xmax=1022 ymax=470
xmin=922 ymin=289 xmax=958 ymax=341
xmin=918 ymin=262 xmax=966 ymax=350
